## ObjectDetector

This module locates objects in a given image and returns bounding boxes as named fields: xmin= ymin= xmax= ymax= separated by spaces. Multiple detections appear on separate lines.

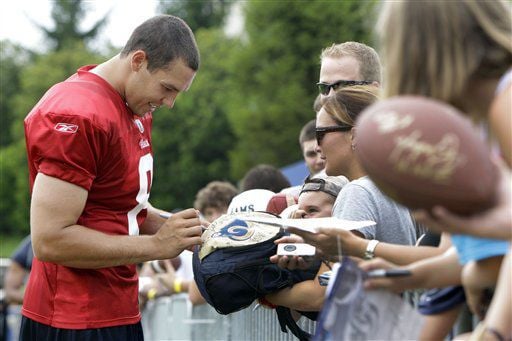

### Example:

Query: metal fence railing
xmin=230 ymin=303 xmax=315 ymax=341
xmin=3 ymin=291 xmax=474 ymax=340
xmin=141 ymin=294 xmax=316 ymax=341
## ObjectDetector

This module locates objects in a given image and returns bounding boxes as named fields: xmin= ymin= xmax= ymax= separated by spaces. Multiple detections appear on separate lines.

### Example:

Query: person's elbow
xmin=31 ymin=228 xmax=63 ymax=262
xmin=189 ymin=290 xmax=207 ymax=305
xmin=32 ymin=237 xmax=54 ymax=262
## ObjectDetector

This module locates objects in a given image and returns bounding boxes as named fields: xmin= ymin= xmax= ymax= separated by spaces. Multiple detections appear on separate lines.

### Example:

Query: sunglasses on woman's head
xmin=315 ymin=125 xmax=352 ymax=145
xmin=301 ymin=176 xmax=340 ymax=198
xmin=317 ymin=80 xmax=372 ymax=95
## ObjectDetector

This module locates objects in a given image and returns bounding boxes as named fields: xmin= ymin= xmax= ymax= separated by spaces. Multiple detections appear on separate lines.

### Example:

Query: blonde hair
xmin=321 ymin=42 xmax=382 ymax=83
xmin=322 ymin=85 xmax=380 ymax=126
xmin=378 ymin=0 xmax=512 ymax=107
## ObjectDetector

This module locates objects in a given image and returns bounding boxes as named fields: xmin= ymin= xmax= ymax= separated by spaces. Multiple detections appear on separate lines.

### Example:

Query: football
xmin=266 ymin=193 xmax=298 ymax=215
xmin=355 ymin=96 xmax=498 ymax=215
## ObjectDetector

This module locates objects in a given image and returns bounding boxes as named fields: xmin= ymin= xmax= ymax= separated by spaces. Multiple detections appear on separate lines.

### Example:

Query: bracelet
xmin=147 ymin=288 xmax=157 ymax=300
xmin=258 ymin=297 xmax=277 ymax=309
xmin=364 ymin=240 xmax=380 ymax=260
xmin=173 ymin=278 xmax=183 ymax=293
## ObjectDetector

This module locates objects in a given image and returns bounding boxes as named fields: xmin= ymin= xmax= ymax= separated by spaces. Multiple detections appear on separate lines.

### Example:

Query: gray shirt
xmin=332 ymin=176 xmax=418 ymax=246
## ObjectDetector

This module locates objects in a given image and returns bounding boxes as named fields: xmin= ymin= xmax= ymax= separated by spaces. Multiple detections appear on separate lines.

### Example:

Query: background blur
xmin=0 ymin=0 xmax=377 ymax=253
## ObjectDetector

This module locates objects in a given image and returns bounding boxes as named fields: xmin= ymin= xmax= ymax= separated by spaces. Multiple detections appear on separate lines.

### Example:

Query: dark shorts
xmin=19 ymin=316 xmax=144 ymax=341
xmin=418 ymin=286 xmax=466 ymax=315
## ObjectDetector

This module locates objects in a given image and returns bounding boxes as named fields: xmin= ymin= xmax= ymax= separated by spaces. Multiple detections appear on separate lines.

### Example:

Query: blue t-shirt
xmin=451 ymin=234 xmax=509 ymax=265
xmin=11 ymin=235 xmax=33 ymax=270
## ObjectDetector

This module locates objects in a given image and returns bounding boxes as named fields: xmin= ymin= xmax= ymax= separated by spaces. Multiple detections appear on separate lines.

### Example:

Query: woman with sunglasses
xmin=280 ymin=85 xmax=463 ymax=339
xmin=282 ymin=86 xmax=461 ymax=340
xmin=286 ymin=85 xmax=450 ymax=266
xmin=361 ymin=1 xmax=512 ymax=340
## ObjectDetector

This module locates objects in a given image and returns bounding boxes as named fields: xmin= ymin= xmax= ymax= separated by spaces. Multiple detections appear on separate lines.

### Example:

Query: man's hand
xmin=153 ymin=208 xmax=203 ymax=259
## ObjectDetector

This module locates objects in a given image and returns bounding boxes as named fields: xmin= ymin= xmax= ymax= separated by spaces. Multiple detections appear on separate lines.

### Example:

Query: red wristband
xmin=258 ymin=296 xmax=277 ymax=309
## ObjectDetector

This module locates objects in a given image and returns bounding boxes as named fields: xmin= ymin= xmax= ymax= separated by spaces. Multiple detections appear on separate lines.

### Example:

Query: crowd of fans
xmin=3 ymin=1 xmax=511 ymax=340
xmin=141 ymin=2 xmax=511 ymax=335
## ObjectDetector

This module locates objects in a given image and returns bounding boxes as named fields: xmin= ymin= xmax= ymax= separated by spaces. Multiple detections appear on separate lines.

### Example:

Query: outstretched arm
xmin=359 ymin=246 xmax=462 ymax=293
xmin=285 ymin=227 xmax=450 ymax=265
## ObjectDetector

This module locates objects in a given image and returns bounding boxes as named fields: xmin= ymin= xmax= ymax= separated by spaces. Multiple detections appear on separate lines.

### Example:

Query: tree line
xmin=0 ymin=0 xmax=376 ymax=236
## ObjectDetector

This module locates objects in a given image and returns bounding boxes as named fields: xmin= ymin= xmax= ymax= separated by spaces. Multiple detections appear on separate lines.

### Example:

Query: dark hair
xmin=121 ymin=15 xmax=200 ymax=72
xmin=194 ymin=181 xmax=238 ymax=214
xmin=240 ymin=164 xmax=291 ymax=193
xmin=299 ymin=119 xmax=316 ymax=148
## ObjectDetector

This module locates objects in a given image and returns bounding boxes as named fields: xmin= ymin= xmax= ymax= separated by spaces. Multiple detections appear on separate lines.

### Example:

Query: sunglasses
xmin=300 ymin=176 xmax=341 ymax=198
xmin=317 ymin=80 xmax=372 ymax=95
xmin=316 ymin=125 xmax=352 ymax=145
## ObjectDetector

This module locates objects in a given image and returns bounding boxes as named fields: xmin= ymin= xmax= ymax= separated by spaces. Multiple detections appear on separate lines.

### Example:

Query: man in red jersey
xmin=20 ymin=15 xmax=202 ymax=340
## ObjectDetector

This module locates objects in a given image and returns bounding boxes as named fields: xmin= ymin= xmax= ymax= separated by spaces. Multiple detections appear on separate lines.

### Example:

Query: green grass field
xmin=0 ymin=235 xmax=25 ymax=258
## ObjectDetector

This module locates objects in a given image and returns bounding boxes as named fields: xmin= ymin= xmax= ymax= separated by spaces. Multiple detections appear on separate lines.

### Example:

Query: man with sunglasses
xmin=281 ymin=42 xmax=380 ymax=198
xmin=318 ymin=41 xmax=381 ymax=98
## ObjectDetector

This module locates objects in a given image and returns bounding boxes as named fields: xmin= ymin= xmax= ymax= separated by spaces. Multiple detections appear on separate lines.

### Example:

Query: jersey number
xmin=127 ymin=154 xmax=153 ymax=235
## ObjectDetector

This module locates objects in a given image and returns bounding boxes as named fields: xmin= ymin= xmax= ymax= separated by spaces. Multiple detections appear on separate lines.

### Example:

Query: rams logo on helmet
xmin=212 ymin=219 xmax=255 ymax=241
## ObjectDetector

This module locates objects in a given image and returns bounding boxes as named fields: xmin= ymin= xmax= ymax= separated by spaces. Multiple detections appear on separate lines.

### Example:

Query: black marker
xmin=366 ymin=269 xmax=412 ymax=278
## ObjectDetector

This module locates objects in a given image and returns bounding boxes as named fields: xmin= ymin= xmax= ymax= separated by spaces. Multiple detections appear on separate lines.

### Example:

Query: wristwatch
xmin=364 ymin=240 xmax=380 ymax=260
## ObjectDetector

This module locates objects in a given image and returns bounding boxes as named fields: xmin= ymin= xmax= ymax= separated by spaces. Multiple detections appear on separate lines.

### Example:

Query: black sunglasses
xmin=301 ymin=176 xmax=340 ymax=198
xmin=316 ymin=125 xmax=352 ymax=145
xmin=317 ymin=80 xmax=372 ymax=95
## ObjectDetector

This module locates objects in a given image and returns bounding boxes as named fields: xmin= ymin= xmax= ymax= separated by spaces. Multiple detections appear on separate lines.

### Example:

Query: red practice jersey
xmin=23 ymin=65 xmax=153 ymax=329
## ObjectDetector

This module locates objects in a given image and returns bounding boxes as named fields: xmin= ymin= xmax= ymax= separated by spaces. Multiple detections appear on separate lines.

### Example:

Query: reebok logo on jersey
xmin=54 ymin=123 xmax=79 ymax=133
xmin=139 ymin=138 xmax=150 ymax=149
